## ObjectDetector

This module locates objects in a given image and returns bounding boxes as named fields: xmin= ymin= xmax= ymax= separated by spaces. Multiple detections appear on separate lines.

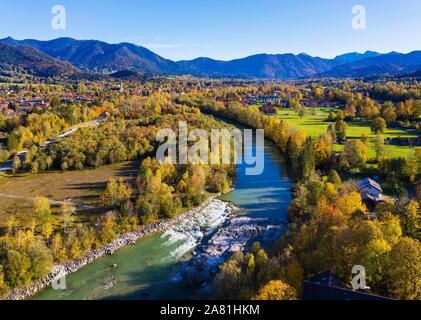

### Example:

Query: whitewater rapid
xmin=160 ymin=199 xmax=233 ymax=261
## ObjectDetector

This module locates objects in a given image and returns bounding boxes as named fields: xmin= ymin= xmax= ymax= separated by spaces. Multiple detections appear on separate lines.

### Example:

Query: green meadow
xmin=254 ymin=106 xmax=420 ymax=160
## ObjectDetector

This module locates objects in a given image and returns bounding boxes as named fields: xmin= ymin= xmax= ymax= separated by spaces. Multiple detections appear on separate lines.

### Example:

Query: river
xmin=33 ymin=127 xmax=292 ymax=300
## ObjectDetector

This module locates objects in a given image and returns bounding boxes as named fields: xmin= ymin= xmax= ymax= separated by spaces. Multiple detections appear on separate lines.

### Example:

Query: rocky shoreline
xmin=6 ymin=194 xmax=231 ymax=300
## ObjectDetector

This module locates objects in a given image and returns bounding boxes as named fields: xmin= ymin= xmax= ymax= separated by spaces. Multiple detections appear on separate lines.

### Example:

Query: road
xmin=0 ymin=116 xmax=104 ymax=173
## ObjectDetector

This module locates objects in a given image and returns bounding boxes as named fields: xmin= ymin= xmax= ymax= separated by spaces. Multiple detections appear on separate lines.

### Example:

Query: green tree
xmin=334 ymin=116 xmax=347 ymax=141
xmin=328 ymin=169 xmax=342 ymax=185
xmin=51 ymin=233 xmax=67 ymax=262
xmin=50 ymin=95 xmax=61 ymax=109
xmin=297 ymin=138 xmax=315 ymax=180
xmin=0 ymin=265 xmax=9 ymax=298
xmin=344 ymin=139 xmax=368 ymax=170
xmin=371 ymin=117 xmax=387 ymax=134
xmin=27 ymin=240 xmax=53 ymax=280
xmin=100 ymin=178 xmax=132 ymax=211
xmin=397 ymin=200 xmax=420 ymax=241
xmin=375 ymin=133 xmax=386 ymax=161
xmin=386 ymin=237 xmax=421 ymax=300
xmin=0 ymin=149 xmax=10 ymax=162
xmin=5 ymin=250 xmax=31 ymax=287
xmin=34 ymin=197 xmax=53 ymax=239
xmin=97 ymin=211 xmax=117 ymax=244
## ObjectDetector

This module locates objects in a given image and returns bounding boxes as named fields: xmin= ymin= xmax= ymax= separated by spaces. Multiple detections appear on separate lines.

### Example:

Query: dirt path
xmin=0 ymin=193 xmax=92 ymax=209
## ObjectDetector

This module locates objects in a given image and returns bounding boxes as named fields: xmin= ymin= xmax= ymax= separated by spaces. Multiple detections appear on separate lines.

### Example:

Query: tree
xmin=386 ymin=237 xmax=421 ymax=300
xmin=344 ymin=101 xmax=356 ymax=119
xmin=0 ymin=266 xmax=9 ymax=298
xmin=97 ymin=211 xmax=117 ymax=244
xmin=34 ymin=197 xmax=53 ymax=239
xmin=398 ymin=200 xmax=420 ymax=241
xmin=298 ymin=105 xmax=306 ymax=119
xmin=371 ymin=117 xmax=387 ymax=134
xmin=12 ymin=155 xmax=21 ymax=174
xmin=254 ymin=280 xmax=297 ymax=300
xmin=336 ymin=192 xmax=368 ymax=217
xmin=137 ymin=169 xmax=181 ymax=221
xmin=51 ymin=233 xmax=67 ymax=262
xmin=288 ymin=183 xmax=310 ymax=223
xmin=27 ymin=240 xmax=53 ymax=280
xmin=100 ymin=178 xmax=132 ymax=211
xmin=5 ymin=250 xmax=31 ymax=287
xmin=328 ymin=169 xmax=342 ymax=185
xmin=381 ymin=102 xmax=397 ymax=124
xmin=208 ymin=168 xmax=231 ymax=193
xmin=77 ymin=82 xmax=87 ymax=93
xmin=375 ymin=133 xmax=386 ymax=161
xmin=334 ymin=115 xmax=347 ymax=141
xmin=344 ymin=139 xmax=368 ymax=170
xmin=297 ymin=138 xmax=315 ymax=180
xmin=415 ymin=180 xmax=421 ymax=203
xmin=314 ymin=133 xmax=332 ymax=166
xmin=50 ymin=95 xmax=61 ymax=109
xmin=61 ymin=201 xmax=74 ymax=231
xmin=313 ymin=87 xmax=323 ymax=99
xmin=213 ymin=253 xmax=245 ymax=299
xmin=0 ymin=149 xmax=10 ymax=162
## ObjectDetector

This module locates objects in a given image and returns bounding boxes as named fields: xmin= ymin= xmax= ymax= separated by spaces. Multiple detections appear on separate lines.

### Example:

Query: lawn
xmin=274 ymin=108 xmax=420 ymax=160
xmin=0 ymin=161 xmax=139 ymax=228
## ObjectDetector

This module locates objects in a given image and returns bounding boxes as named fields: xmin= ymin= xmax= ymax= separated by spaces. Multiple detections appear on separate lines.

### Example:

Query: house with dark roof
xmin=302 ymin=271 xmax=391 ymax=300
xmin=358 ymin=178 xmax=383 ymax=203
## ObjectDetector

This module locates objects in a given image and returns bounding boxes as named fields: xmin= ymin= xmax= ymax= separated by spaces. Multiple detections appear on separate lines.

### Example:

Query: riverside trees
xmin=215 ymin=173 xmax=420 ymax=300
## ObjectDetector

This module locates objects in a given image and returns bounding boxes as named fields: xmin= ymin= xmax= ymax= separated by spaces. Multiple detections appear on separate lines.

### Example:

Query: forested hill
xmin=0 ymin=42 xmax=79 ymax=77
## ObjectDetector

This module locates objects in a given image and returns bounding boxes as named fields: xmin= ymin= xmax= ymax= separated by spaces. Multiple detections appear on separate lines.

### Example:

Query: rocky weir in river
xmin=170 ymin=209 xmax=286 ymax=288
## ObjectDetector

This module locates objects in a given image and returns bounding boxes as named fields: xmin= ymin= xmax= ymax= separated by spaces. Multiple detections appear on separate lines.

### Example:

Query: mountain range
xmin=1 ymin=37 xmax=420 ymax=79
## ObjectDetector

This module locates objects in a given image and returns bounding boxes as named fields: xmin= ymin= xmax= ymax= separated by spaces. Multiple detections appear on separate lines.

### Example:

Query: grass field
xmin=270 ymin=107 xmax=420 ymax=160
xmin=0 ymin=161 xmax=139 ymax=228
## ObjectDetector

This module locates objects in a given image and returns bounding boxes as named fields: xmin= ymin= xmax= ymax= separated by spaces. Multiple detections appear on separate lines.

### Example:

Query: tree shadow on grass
xmin=115 ymin=161 xmax=139 ymax=178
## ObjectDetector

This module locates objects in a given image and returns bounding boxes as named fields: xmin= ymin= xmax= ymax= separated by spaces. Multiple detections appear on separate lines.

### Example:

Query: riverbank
xmin=6 ymin=193 xmax=233 ymax=300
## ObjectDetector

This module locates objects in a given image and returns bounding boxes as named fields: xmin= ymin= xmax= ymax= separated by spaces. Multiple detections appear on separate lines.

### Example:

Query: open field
xmin=272 ymin=107 xmax=420 ymax=160
xmin=0 ymin=161 xmax=139 ymax=228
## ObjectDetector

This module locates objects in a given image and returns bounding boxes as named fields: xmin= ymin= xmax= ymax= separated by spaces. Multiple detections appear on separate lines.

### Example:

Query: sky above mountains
xmin=1 ymin=0 xmax=420 ymax=61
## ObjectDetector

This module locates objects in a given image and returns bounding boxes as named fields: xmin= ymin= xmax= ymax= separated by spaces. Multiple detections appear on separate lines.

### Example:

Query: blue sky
xmin=0 ymin=0 xmax=420 ymax=61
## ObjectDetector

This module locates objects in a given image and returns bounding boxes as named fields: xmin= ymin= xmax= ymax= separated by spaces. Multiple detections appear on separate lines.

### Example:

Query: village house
xmin=358 ymin=178 xmax=383 ymax=204
xmin=258 ymin=95 xmax=279 ymax=103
